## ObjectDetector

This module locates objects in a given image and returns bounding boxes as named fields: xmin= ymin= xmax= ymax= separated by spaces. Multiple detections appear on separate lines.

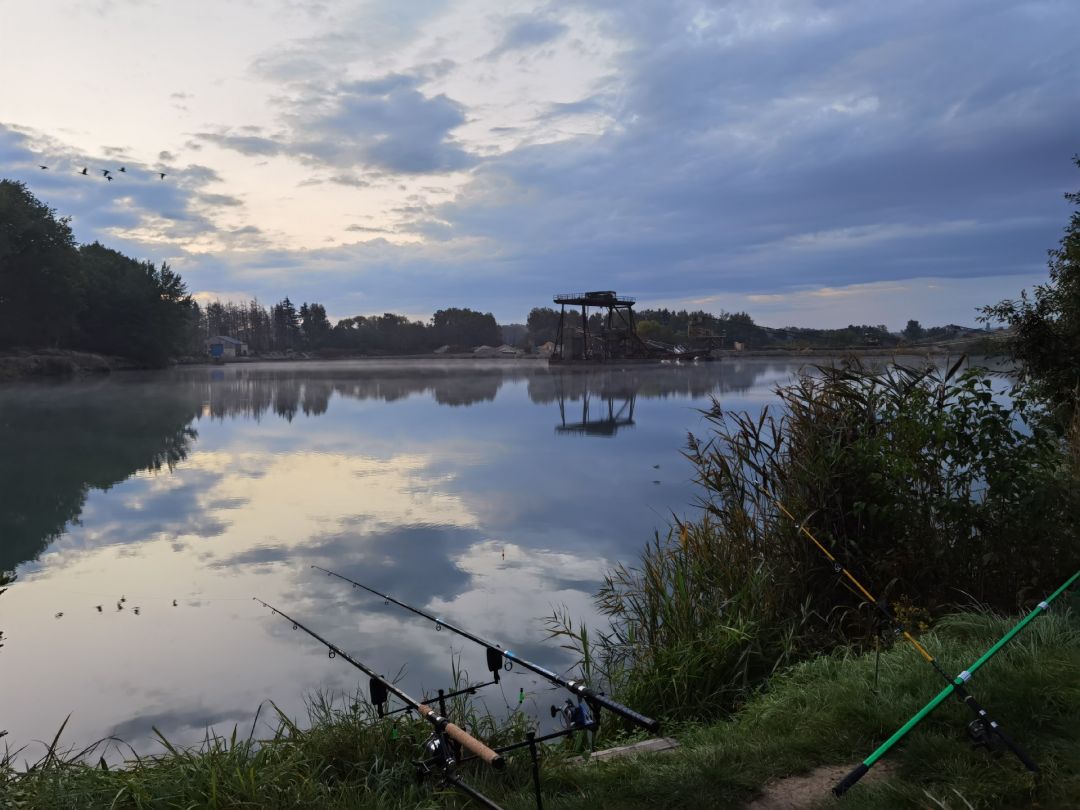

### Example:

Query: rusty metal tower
xmin=551 ymin=291 xmax=649 ymax=362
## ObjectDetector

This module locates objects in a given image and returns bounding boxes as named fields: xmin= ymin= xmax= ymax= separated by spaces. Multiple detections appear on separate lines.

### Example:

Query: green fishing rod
xmin=253 ymin=598 xmax=506 ymax=809
xmin=756 ymin=483 xmax=1038 ymax=777
xmin=311 ymin=565 xmax=661 ymax=734
xmin=835 ymin=568 xmax=1079 ymax=795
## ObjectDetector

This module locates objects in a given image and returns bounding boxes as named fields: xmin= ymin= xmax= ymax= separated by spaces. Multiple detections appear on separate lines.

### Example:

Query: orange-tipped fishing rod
xmin=755 ymin=483 xmax=1038 ymax=776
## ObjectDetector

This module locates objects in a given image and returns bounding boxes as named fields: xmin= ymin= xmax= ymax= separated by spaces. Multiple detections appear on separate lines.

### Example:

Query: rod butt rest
xmin=833 ymin=763 xmax=869 ymax=797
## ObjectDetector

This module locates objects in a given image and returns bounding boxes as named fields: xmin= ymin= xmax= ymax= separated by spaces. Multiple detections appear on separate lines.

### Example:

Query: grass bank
xmin=3 ymin=609 xmax=1077 ymax=809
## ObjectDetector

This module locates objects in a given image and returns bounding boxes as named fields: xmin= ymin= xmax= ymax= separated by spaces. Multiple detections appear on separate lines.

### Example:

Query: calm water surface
xmin=1 ymin=359 xmax=808 ymax=757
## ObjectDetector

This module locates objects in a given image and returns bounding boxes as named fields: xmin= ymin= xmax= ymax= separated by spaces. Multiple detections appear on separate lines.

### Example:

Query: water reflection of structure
xmin=556 ymin=389 xmax=636 ymax=437
xmin=0 ymin=360 xmax=790 ymax=571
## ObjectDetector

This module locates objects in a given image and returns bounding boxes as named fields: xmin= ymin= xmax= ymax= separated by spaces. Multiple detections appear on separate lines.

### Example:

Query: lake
xmin=0 ymin=358 xmax=820 ymax=758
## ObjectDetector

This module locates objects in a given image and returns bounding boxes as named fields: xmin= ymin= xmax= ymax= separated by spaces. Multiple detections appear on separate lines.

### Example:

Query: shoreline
xmin=0 ymin=343 xmax=999 ymax=381
xmin=0 ymin=349 xmax=139 ymax=382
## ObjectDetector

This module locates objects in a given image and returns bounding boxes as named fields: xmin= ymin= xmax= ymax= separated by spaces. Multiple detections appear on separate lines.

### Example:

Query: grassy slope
xmin=5 ymin=611 xmax=1078 ymax=809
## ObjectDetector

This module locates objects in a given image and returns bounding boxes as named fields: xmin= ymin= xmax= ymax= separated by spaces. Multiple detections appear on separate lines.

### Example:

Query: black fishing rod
xmin=311 ymin=566 xmax=660 ymax=734
xmin=253 ymin=598 xmax=505 ymax=808
xmin=755 ymin=484 xmax=1038 ymax=778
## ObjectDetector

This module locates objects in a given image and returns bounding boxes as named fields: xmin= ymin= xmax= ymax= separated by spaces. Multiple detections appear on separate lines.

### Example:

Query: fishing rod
xmin=311 ymin=565 xmax=660 ymax=734
xmin=754 ymin=483 xmax=1038 ymax=776
xmin=833 ymin=574 xmax=1080 ymax=794
xmin=834 ymin=568 xmax=1080 ymax=796
xmin=253 ymin=598 xmax=505 ymax=809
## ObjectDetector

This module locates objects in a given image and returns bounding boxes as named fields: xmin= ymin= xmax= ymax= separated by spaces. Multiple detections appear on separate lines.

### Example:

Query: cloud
xmin=195 ymin=72 xmax=475 ymax=175
xmin=193 ymin=132 xmax=283 ymax=157
xmin=0 ymin=123 xmax=256 ymax=260
xmin=486 ymin=16 xmax=568 ymax=60
xmin=4 ymin=1 xmax=1078 ymax=328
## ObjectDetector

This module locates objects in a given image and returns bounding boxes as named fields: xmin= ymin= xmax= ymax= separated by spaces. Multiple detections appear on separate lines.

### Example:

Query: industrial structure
xmin=550 ymin=291 xmax=711 ymax=363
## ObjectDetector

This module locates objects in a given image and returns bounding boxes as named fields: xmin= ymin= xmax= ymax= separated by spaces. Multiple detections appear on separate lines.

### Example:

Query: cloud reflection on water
xmin=1 ymin=359 xmax=798 ymax=756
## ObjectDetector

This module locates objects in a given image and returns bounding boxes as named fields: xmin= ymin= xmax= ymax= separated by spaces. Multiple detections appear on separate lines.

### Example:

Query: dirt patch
xmin=745 ymin=762 xmax=898 ymax=809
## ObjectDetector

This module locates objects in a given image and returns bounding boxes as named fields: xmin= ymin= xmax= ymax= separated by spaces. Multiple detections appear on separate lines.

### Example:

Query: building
xmin=207 ymin=335 xmax=248 ymax=359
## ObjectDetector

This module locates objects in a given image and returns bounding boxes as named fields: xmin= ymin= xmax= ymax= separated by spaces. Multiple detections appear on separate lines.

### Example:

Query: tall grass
xmin=0 ymin=684 xmax=539 ymax=810
xmin=6 ymin=610 xmax=1078 ymax=809
xmin=548 ymin=360 xmax=1080 ymax=723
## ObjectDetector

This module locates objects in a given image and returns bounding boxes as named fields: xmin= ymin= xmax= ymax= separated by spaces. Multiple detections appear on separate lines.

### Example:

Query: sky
xmin=1 ymin=0 xmax=1077 ymax=329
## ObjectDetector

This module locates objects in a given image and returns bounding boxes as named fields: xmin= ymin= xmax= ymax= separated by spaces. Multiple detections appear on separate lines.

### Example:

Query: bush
xmin=551 ymin=360 xmax=1080 ymax=722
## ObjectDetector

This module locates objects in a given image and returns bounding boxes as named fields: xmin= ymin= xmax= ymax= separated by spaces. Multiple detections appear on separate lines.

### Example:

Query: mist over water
xmin=1 ymin=359 xmax=809 ymax=757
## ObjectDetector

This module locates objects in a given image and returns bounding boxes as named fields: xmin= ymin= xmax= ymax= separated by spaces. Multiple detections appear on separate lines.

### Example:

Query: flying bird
xmin=79 ymin=167 xmax=88 ymax=175
xmin=172 ymin=600 xmax=178 ymax=607
xmin=39 ymin=165 xmax=48 ymax=170
xmin=54 ymin=612 xmax=63 ymax=619
xmin=101 ymin=169 xmax=111 ymax=177
xmin=118 ymin=167 xmax=127 ymax=173
xmin=158 ymin=172 xmax=167 ymax=180
xmin=120 ymin=596 xmax=126 ymax=603
xmin=133 ymin=607 xmax=141 ymax=616
xmin=95 ymin=605 xmax=103 ymax=613
xmin=106 ymin=175 xmax=113 ymax=182
xmin=117 ymin=601 xmax=124 ymax=611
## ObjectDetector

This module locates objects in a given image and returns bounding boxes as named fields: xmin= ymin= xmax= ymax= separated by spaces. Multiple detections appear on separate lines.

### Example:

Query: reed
xmin=547 ymin=359 xmax=1080 ymax=723
xmin=4 ymin=610 xmax=1078 ymax=809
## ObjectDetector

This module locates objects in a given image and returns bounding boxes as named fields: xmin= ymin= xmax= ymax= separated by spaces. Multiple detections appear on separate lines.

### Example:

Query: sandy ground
xmin=745 ymin=762 xmax=899 ymax=809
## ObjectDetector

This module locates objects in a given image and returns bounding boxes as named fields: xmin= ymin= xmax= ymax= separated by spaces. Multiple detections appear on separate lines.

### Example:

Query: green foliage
xmin=526 ymin=307 xmax=561 ymax=345
xmin=271 ymin=297 xmax=302 ymax=351
xmin=0 ymin=180 xmax=82 ymax=348
xmin=300 ymin=302 xmax=332 ymax=348
xmin=549 ymin=361 xmax=1080 ymax=724
xmin=77 ymin=243 xmax=195 ymax=365
xmin=981 ymin=156 xmax=1080 ymax=426
xmin=4 ymin=611 xmax=1078 ymax=808
xmin=432 ymin=307 xmax=501 ymax=348
xmin=903 ymin=319 xmax=925 ymax=341
xmin=0 ymin=181 xmax=195 ymax=365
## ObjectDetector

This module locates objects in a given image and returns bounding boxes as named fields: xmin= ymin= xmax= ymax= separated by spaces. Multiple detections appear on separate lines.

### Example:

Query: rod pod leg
xmin=527 ymin=730 xmax=543 ymax=810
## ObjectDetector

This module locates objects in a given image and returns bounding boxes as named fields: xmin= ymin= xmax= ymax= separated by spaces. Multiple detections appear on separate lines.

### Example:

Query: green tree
xmin=299 ymin=302 xmax=332 ymax=348
xmin=0 ymin=180 xmax=82 ymax=348
xmin=77 ymin=243 xmax=194 ymax=365
xmin=272 ymin=297 xmax=301 ymax=350
xmin=432 ymin=307 xmax=500 ymax=347
xmin=981 ymin=156 xmax=1080 ymax=423
xmin=903 ymin=319 xmax=924 ymax=341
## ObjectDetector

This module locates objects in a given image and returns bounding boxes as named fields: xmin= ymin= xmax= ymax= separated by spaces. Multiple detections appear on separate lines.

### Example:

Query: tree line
xmin=197 ymin=299 xmax=503 ymax=355
xmin=523 ymin=306 xmax=975 ymax=350
xmin=0 ymin=177 xmax=1025 ymax=366
xmin=1 ymin=180 xmax=198 ymax=365
xmin=0 ymin=180 xmax=507 ymax=362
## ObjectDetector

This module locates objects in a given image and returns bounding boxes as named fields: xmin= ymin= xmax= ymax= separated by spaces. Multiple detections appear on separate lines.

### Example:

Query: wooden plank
xmin=575 ymin=737 xmax=679 ymax=764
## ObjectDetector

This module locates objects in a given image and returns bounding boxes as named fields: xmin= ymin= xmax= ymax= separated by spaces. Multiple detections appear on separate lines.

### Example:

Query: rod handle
xmin=832 ymin=762 xmax=869 ymax=797
xmin=422 ymin=707 xmax=505 ymax=771
xmin=585 ymin=690 xmax=661 ymax=733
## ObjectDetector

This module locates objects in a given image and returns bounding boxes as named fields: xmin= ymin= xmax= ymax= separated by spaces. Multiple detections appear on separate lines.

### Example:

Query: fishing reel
xmin=414 ymin=731 xmax=457 ymax=785
xmin=550 ymin=697 xmax=594 ymax=730
xmin=967 ymin=719 xmax=1004 ymax=757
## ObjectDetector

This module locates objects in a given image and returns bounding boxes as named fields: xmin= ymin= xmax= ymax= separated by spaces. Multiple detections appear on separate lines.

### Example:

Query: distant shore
xmin=0 ymin=342 xmax=998 ymax=381
xmin=0 ymin=349 xmax=138 ymax=381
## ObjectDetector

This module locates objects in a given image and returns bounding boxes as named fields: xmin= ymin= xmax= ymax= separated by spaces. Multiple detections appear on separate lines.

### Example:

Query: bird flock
xmin=37 ymin=164 xmax=167 ymax=181
xmin=54 ymin=595 xmax=183 ymax=619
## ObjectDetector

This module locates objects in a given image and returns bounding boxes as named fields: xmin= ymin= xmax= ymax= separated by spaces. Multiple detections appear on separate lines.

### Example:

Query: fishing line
xmin=834 ymin=569 xmax=1080 ymax=796
xmin=756 ymin=482 xmax=1039 ymax=780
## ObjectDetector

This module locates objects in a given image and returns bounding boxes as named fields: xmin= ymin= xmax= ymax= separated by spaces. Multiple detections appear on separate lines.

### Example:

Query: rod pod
xmin=312 ymin=565 xmax=661 ymax=734
xmin=253 ymin=598 xmax=505 ymax=809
